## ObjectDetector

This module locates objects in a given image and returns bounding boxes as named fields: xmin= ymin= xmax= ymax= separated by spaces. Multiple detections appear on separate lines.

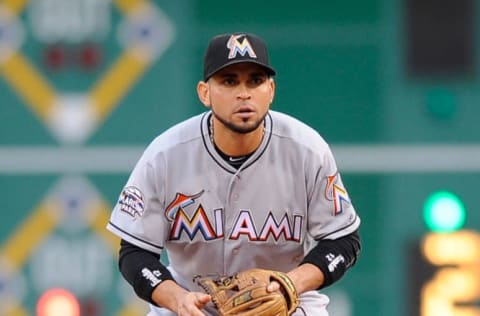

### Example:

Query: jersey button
xmin=232 ymin=193 xmax=239 ymax=202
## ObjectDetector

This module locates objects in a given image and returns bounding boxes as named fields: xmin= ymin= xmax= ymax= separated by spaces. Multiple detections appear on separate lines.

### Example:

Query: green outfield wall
xmin=1 ymin=1 xmax=479 ymax=315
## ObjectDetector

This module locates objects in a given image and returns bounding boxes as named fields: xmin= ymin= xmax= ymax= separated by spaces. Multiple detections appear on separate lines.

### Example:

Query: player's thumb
xmin=267 ymin=281 xmax=280 ymax=293
xmin=195 ymin=293 xmax=211 ymax=306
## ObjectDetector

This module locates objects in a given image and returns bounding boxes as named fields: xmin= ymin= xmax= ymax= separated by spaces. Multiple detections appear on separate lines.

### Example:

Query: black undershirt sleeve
xmin=301 ymin=229 xmax=361 ymax=289
xmin=119 ymin=230 xmax=360 ymax=302
xmin=118 ymin=239 xmax=175 ymax=305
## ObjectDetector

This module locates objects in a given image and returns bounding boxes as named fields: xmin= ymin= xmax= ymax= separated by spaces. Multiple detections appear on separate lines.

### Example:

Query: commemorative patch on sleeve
xmin=118 ymin=186 xmax=145 ymax=218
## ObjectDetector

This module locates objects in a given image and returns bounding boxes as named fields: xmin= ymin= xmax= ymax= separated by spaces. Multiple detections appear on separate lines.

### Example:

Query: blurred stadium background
xmin=0 ymin=0 xmax=479 ymax=315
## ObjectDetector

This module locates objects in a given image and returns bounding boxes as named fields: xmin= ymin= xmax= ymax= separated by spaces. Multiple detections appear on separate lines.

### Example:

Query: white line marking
xmin=0 ymin=144 xmax=479 ymax=174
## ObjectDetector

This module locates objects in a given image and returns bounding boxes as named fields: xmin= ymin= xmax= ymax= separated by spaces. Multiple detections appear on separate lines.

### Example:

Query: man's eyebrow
xmin=218 ymin=72 xmax=238 ymax=78
xmin=250 ymin=71 xmax=268 ymax=77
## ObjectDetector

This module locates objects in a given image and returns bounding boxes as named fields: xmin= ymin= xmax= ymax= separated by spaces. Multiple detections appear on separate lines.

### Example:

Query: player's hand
xmin=152 ymin=280 xmax=211 ymax=316
xmin=175 ymin=291 xmax=211 ymax=316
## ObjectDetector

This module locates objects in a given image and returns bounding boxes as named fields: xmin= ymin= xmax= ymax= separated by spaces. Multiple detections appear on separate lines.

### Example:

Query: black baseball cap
xmin=203 ymin=32 xmax=276 ymax=81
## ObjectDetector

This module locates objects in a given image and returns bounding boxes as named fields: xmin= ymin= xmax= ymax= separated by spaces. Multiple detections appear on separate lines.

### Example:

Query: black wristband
xmin=301 ymin=230 xmax=361 ymax=289
xmin=119 ymin=239 xmax=175 ymax=305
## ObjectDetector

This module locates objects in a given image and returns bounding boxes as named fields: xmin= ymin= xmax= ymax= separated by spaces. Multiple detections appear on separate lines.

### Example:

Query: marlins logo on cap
xmin=227 ymin=34 xmax=257 ymax=59
xmin=202 ymin=32 xmax=276 ymax=81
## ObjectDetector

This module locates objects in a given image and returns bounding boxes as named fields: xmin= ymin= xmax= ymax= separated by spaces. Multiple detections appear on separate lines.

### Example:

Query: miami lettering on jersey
xmin=325 ymin=172 xmax=351 ymax=216
xmin=169 ymin=205 xmax=219 ymax=241
xmin=227 ymin=34 xmax=257 ymax=59
xmin=230 ymin=211 xmax=302 ymax=242
xmin=166 ymin=192 xmax=302 ymax=242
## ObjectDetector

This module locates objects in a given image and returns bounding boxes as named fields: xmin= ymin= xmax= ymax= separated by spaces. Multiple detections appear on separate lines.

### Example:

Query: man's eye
xmin=223 ymin=78 xmax=236 ymax=85
xmin=250 ymin=76 xmax=266 ymax=85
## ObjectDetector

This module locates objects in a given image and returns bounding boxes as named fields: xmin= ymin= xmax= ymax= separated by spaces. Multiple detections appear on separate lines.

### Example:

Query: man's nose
xmin=237 ymin=83 xmax=251 ymax=99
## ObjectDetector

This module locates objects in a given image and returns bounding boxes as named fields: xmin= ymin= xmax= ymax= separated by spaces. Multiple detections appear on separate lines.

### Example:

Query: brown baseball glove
xmin=194 ymin=268 xmax=299 ymax=316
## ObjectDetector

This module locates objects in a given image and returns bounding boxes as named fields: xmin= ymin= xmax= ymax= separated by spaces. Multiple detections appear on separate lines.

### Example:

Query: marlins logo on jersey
xmin=165 ymin=190 xmax=204 ymax=221
xmin=165 ymin=190 xmax=220 ymax=241
xmin=325 ymin=172 xmax=351 ymax=216
xmin=227 ymin=34 xmax=257 ymax=59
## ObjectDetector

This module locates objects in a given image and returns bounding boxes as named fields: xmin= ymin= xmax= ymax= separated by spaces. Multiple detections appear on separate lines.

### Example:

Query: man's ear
xmin=269 ymin=78 xmax=275 ymax=104
xmin=197 ymin=81 xmax=211 ymax=108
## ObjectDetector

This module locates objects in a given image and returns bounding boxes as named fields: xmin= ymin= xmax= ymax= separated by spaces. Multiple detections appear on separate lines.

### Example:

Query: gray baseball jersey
xmin=107 ymin=110 xmax=360 ymax=313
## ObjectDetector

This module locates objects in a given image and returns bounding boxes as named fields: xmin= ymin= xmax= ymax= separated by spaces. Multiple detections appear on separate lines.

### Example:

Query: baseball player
xmin=107 ymin=32 xmax=361 ymax=316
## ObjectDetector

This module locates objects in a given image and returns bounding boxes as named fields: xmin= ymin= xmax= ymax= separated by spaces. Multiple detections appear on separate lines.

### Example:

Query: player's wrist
xmin=287 ymin=263 xmax=325 ymax=293
xmin=152 ymin=280 xmax=188 ymax=312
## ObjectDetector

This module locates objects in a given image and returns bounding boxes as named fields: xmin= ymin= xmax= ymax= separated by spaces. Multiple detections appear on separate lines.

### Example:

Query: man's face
xmin=197 ymin=62 xmax=275 ymax=134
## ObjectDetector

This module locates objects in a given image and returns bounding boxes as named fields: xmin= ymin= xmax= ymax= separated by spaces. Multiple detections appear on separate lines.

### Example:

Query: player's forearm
xmin=151 ymin=280 xmax=188 ymax=311
xmin=300 ymin=230 xmax=361 ymax=289
xmin=287 ymin=263 xmax=325 ymax=294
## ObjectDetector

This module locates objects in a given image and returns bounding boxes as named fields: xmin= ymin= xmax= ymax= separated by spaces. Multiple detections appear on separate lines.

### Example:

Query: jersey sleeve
xmin=307 ymin=144 xmax=361 ymax=240
xmin=107 ymin=151 xmax=168 ymax=254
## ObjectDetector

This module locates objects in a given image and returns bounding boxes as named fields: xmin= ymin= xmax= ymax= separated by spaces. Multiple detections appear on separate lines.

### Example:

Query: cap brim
xmin=204 ymin=60 xmax=276 ymax=81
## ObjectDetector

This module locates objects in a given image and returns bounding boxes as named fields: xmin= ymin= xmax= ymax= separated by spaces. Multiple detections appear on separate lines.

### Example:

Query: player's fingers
xmin=195 ymin=293 xmax=211 ymax=306
xmin=267 ymin=280 xmax=280 ymax=292
xmin=177 ymin=292 xmax=210 ymax=316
